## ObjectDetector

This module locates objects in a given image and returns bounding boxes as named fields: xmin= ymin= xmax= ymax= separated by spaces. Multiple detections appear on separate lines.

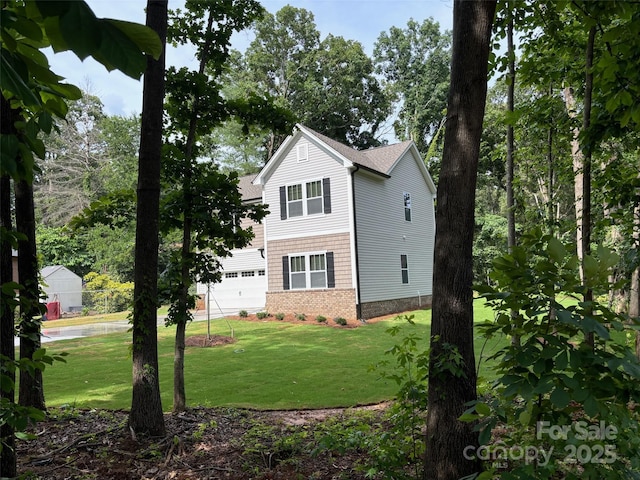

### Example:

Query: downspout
xmin=349 ymin=165 xmax=363 ymax=320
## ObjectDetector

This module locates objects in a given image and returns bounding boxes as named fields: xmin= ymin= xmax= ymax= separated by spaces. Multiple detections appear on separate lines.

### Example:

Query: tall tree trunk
xmin=172 ymin=7 xmax=215 ymax=413
xmin=1 ymin=95 xmax=17 ymax=477
xmin=129 ymin=0 xmax=168 ymax=437
xmin=547 ymin=82 xmax=555 ymax=234
xmin=506 ymin=9 xmax=516 ymax=252
xmin=423 ymin=1 xmax=496 ymax=479
xmin=632 ymin=167 xmax=640 ymax=360
xmin=505 ymin=8 xmax=521 ymax=348
xmin=0 ymin=174 xmax=16 ymax=478
xmin=580 ymin=26 xmax=595 ymax=347
xmin=15 ymin=178 xmax=46 ymax=410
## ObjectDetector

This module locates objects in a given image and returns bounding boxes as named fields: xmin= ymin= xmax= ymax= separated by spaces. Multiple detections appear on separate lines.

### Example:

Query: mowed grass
xmin=36 ymin=300 xmax=506 ymax=411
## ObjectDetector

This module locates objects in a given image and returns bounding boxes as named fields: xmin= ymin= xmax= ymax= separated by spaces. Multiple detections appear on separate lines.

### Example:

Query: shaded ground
xmin=17 ymin=404 xmax=391 ymax=480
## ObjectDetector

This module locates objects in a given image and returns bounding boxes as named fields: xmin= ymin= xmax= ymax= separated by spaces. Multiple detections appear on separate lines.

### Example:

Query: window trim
xmin=403 ymin=192 xmax=412 ymax=222
xmin=401 ymin=254 xmax=409 ymax=284
xmin=284 ymin=179 xmax=326 ymax=218
xmin=282 ymin=251 xmax=335 ymax=290
xmin=297 ymin=143 xmax=308 ymax=162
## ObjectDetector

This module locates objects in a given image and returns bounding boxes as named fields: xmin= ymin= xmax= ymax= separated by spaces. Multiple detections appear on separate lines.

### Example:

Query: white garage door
xmin=207 ymin=269 xmax=266 ymax=314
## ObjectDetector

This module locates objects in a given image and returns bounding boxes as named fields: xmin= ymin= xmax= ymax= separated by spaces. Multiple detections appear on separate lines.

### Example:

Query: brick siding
xmin=265 ymin=288 xmax=357 ymax=321
xmin=359 ymin=294 xmax=433 ymax=320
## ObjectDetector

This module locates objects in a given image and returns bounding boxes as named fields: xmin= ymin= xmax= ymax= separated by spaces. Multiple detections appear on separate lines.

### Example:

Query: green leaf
xmin=476 ymin=402 xmax=491 ymax=416
xmin=459 ymin=412 xmax=478 ymax=422
xmin=547 ymin=237 xmax=566 ymax=263
xmin=583 ymin=395 xmax=600 ymax=417
xmin=581 ymin=316 xmax=610 ymax=340
xmin=550 ymin=387 xmax=570 ymax=408
xmin=518 ymin=409 xmax=531 ymax=426
xmin=107 ymin=19 xmax=162 ymax=60
xmin=91 ymin=19 xmax=147 ymax=78
xmin=0 ymin=50 xmax=41 ymax=106
xmin=58 ymin=1 xmax=101 ymax=60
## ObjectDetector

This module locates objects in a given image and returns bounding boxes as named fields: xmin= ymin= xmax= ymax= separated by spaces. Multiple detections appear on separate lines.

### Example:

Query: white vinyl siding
xmin=354 ymin=151 xmax=435 ymax=303
xmin=264 ymin=135 xmax=351 ymax=240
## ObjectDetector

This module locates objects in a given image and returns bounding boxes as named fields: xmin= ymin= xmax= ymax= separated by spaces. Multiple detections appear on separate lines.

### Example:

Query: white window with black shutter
xmin=282 ymin=252 xmax=335 ymax=290
xmin=279 ymin=178 xmax=331 ymax=220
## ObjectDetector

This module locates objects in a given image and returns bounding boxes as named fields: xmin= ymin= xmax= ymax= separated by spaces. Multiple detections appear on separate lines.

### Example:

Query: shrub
xmin=333 ymin=317 xmax=347 ymax=326
xmin=295 ymin=313 xmax=306 ymax=321
xmin=256 ymin=311 xmax=268 ymax=319
xmin=315 ymin=315 xmax=327 ymax=323
xmin=275 ymin=313 xmax=285 ymax=320
xmin=466 ymin=229 xmax=640 ymax=479
xmin=83 ymin=272 xmax=133 ymax=313
xmin=238 ymin=310 xmax=248 ymax=318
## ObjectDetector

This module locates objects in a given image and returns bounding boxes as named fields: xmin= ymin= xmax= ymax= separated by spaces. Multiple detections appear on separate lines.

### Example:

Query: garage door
xmin=207 ymin=269 xmax=266 ymax=314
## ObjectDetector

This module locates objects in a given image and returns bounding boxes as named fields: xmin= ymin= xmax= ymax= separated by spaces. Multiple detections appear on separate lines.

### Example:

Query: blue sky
xmin=47 ymin=0 xmax=454 ymax=117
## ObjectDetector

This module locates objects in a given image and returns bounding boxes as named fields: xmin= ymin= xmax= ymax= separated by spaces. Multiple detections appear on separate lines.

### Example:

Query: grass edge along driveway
xmin=39 ymin=302 xmax=503 ymax=411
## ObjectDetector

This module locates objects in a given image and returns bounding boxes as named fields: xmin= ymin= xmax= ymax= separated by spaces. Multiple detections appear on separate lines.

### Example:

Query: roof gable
xmin=253 ymin=124 xmax=436 ymax=194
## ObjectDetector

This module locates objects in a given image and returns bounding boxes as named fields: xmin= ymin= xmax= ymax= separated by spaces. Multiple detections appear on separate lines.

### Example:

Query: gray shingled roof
xmin=303 ymin=127 xmax=413 ymax=176
xmin=238 ymin=174 xmax=261 ymax=201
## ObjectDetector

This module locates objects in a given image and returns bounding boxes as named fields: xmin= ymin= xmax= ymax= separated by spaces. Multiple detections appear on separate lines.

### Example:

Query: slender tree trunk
xmin=505 ymin=8 xmax=521 ymax=348
xmin=129 ymin=0 xmax=168 ymax=437
xmin=172 ymin=7 xmax=215 ymax=413
xmin=423 ymin=2 xmax=496 ymax=479
xmin=15 ymin=178 xmax=46 ymax=411
xmin=0 ymin=95 xmax=17 ymax=478
xmin=632 ymin=167 xmax=640 ymax=360
xmin=506 ymin=10 xmax=516 ymax=252
xmin=581 ymin=26 xmax=595 ymax=347
xmin=547 ymin=83 xmax=555 ymax=234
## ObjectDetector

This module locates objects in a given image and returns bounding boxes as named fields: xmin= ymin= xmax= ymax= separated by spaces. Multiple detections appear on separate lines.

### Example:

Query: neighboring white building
xmin=200 ymin=124 xmax=437 ymax=320
xmin=41 ymin=265 xmax=82 ymax=312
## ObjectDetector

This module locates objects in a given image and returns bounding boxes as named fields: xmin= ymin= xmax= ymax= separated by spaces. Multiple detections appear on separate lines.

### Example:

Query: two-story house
xmin=203 ymin=124 xmax=436 ymax=321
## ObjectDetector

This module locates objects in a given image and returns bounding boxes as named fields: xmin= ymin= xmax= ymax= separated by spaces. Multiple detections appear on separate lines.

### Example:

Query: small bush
xmin=295 ymin=313 xmax=306 ymax=321
xmin=256 ymin=311 xmax=268 ymax=319
xmin=239 ymin=310 xmax=248 ymax=318
xmin=315 ymin=315 xmax=327 ymax=323
xmin=334 ymin=317 xmax=347 ymax=326
xmin=275 ymin=313 xmax=285 ymax=320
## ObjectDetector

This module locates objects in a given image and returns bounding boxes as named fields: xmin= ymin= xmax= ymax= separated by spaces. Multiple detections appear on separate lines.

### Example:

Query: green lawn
xmin=38 ymin=301 xmax=507 ymax=411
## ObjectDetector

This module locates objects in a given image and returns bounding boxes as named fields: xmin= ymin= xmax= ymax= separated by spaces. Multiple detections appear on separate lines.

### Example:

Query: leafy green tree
xmin=98 ymin=113 xmax=140 ymax=193
xmin=424 ymin=1 xmax=496 ymax=478
xmin=83 ymin=271 xmax=133 ymax=313
xmin=1 ymin=0 xmax=161 ymax=471
xmin=374 ymin=18 xmax=451 ymax=157
xmin=36 ymin=226 xmax=93 ymax=277
xmin=472 ymin=231 xmax=640 ymax=479
xmin=162 ymin=0 xmax=267 ymax=412
xmin=232 ymin=5 xmax=389 ymax=157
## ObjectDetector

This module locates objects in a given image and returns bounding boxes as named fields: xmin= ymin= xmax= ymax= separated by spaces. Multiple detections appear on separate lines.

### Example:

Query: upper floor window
xmin=404 ymin=192 xmax=412 ymax=222
xmin=280 ymin=178 xmax=331 ymax=220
